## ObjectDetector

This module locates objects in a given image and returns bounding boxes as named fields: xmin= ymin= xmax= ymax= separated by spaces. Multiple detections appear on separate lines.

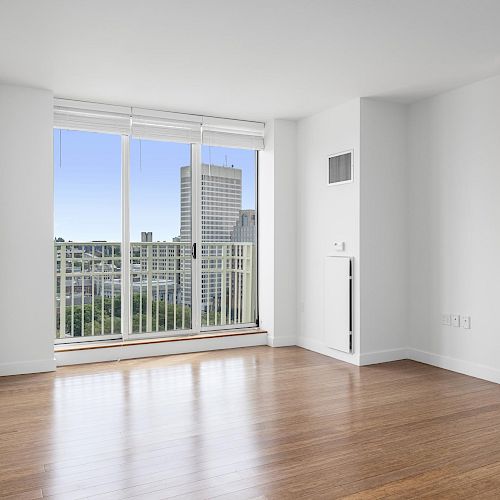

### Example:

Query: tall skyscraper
xmin=180 ymin=164 xmax=242 ymax=243
xmin=180 ymin=164 xmax=243 ymax=313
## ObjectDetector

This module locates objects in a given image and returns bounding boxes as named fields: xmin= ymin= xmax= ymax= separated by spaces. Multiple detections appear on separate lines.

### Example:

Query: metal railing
xmin=55 ymin=243 xmax=122 ymax=340
xmin=130 ymin=242 xmax=192 ymax=334
xmin=55 ymin=241 xmax=255 ymax=341
xmin=201 ymin=243 xmax=255 ymax=327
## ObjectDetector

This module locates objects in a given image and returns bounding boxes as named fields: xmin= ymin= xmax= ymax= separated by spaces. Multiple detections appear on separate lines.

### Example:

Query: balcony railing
xmin=55 ymin=242 xmax=122 ymax=339
xmin=201 ymin=243 xmax=256 ymax=327
xmin=130 ymin=242 xmax=192 ymax=334
xmin=55 ymin=241 xmax=255 ymax=341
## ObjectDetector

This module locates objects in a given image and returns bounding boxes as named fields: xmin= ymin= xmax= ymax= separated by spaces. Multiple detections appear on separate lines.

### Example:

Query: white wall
xmin=359 ymin=99 xmax=409 ymax=363
xmin=296 ymin=76 xmax=500 ymax=380
xmin=408 ymin=74 xmax=500 ymax=383
xmin=0 ymin=84 xmax=55 ymax=375
xmin=259 ymin=119 xmax=297 ymax=347
xmin=296 ymin=99 xmax=361 ymax=364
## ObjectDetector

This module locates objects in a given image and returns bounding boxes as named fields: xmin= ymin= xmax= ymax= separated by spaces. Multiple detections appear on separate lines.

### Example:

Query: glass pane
xmin=200 ymin=145 xmax=257 ymax=328
xmin=53 ymin=130 xmax=122 ymax=340
xmin=130 ymin=139 xmax=192 ymax=334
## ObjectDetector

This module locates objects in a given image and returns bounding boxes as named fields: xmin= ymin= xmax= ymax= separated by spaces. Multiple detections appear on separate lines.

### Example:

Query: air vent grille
xmin=328 ymin=151 xmax=352 ymax=185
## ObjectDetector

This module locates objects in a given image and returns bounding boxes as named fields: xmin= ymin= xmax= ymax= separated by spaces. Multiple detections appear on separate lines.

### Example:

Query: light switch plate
xmin=451 ymin=314 xmax=460 ymax=327
xmin=461 ymin=315 xmax=471 ymax=329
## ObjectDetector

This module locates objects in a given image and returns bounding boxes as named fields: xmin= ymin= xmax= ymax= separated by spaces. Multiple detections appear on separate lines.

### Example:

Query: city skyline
xmin=54 ymin=129 xmax=256 ymax=242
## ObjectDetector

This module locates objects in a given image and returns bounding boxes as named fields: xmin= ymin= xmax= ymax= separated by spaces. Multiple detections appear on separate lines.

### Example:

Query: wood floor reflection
xmin=2 ymin=346 xmax=500 ymax=499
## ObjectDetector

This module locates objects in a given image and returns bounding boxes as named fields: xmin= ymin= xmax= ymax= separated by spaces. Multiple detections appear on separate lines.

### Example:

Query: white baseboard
xmin=267 ymin=335 xmax=297 ymax=347
xmin=277 ymin=337 xmax=500 ymax=385
xmin=294 ymin=341 xmax=500 ymax=385
xmin=296 ymin=336 xmax=360 ymax=366
xmin=408 ymin=348 xmax=500 ymax=385
xmin=359 ymin=348 xmax=409 ymax=366
xmin=0 ymin=358 xmax=56 ymax=376
xmin=56 ymin=332 xmax=268 ymax=366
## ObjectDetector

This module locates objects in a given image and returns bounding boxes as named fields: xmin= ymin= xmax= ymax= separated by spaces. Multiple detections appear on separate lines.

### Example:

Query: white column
xmin=259 ymin=120 xmax=298 ymax=347
xmin=0 ymin=84 xmax=55 ymax=375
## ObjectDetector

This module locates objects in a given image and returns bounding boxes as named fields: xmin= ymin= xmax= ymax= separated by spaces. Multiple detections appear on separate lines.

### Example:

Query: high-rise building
xmin=231 ymin=209 xmax=256 ymax=243
xmin=180 ymin=164 xmax=243 ymax=313
xmin=180 ymin=164 xmax=242 ymax=243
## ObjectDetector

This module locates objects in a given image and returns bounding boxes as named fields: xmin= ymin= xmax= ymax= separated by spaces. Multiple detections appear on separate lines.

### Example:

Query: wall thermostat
xmin=333 ymin=241 xmax=345 ymax=251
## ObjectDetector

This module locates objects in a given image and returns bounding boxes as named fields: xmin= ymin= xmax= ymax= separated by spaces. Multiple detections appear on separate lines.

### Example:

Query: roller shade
xmin=54 ymin=99 xmax=265 ymax=149
xmin=54 ymin=99 xmax=131 ymax=135
xmin=131 ymin=108 xmax=201 ymax=144
xmin=202 ymin=116 xmax=265 ymax=150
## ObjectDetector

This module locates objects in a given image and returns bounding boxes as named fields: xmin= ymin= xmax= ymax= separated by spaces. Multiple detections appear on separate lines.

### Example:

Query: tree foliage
xmin=61 ymin=294 xmax=192 ymax=336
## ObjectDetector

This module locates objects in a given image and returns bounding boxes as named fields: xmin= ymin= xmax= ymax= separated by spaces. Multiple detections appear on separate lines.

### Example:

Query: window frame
xmin=54 ymin=132 xmax=259 ymax=344
xmin=200 ymin=149 xmax=259 ymax=332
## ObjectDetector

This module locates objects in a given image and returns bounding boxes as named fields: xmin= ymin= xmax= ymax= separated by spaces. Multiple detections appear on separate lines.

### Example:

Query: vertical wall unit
xmin=324 ymin=256 xmax=352 ymax=353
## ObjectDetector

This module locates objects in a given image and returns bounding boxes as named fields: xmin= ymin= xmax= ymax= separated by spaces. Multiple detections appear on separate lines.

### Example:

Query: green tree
xmin=64 ymin=294 xmax=192 ymax=336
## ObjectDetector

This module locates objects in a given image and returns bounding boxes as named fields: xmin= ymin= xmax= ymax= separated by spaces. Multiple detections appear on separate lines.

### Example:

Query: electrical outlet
xmin=441 ymin=314 xmax=451 ymax=326
xmin=451 ymin=314 xmax=460 ymax=327
xmin=461 ymin=315 xmax=471 ymax=329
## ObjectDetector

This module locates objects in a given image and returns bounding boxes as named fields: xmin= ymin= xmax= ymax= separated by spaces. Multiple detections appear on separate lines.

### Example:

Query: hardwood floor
xmin=2 ymin=347 xmax=500 ymax=499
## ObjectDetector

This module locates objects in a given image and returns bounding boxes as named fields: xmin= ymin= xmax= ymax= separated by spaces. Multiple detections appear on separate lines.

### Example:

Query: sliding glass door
xmin=200 ymin=145 xmax=257 ymax=329
xmin=54 ymin=127 xmax=258 ymax=344
xmin=129 ymin=138 xmax=192 ymax=336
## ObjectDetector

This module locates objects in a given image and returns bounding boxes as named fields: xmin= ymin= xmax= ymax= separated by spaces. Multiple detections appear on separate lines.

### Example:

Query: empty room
xmin=2 ymin=0 xmax=500 ymax=498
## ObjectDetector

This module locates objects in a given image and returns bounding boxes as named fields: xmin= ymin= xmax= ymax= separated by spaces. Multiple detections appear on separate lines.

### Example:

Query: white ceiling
xmin=1 ymin=0 xmax=500 ymax=121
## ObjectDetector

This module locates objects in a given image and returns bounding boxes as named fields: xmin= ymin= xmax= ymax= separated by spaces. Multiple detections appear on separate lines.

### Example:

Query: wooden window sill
xmin=55 ymin=328 xmax=267 ymax=352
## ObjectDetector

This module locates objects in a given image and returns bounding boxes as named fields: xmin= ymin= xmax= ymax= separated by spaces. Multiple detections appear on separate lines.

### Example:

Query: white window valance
xmin=131 ymin=108 xmax=202 ymax=144
xmin=53 ymin=99 xmax=131 ymax=135
xmin=202 ymin=116 xmax=265 ymax=150
xmin=54 ymin=99 xmax=265 ymax=150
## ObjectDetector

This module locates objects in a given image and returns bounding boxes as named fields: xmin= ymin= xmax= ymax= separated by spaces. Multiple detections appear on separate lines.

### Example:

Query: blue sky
xmin=54 ymin=130 xmax=256 ymax=242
